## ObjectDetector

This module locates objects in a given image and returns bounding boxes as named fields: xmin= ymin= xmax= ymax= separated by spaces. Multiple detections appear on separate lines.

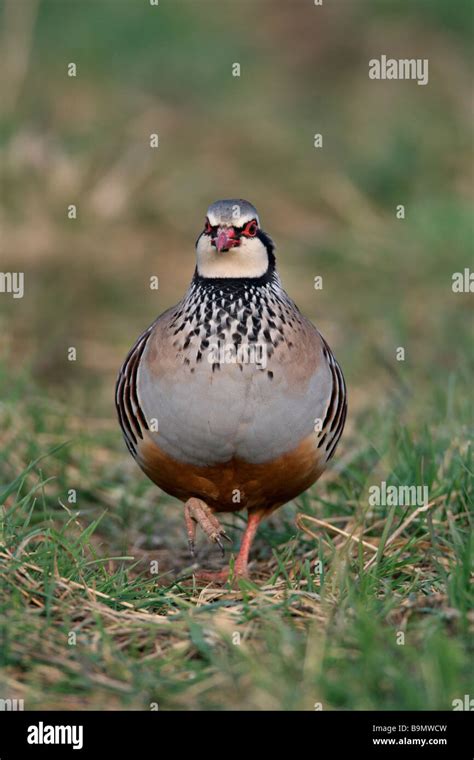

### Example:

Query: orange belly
xmin=136 ymin=433 xmax=326 ymax=513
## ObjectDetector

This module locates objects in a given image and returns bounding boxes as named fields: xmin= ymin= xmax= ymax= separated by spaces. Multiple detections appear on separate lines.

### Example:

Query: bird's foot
xmin=194 ymin=568 xmax=232 ymax=583
xmin=184 ymin=497 xmax=232 ymax=558
xmin=194 ymin=559 xmax=249 ymax=585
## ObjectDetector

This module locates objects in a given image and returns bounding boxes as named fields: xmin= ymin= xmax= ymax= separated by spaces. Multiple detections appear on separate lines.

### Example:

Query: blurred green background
xmin=1 ymin=0 xmax=472 ymax=411
xmin=0 ymin=0 xmax=472 ymax=711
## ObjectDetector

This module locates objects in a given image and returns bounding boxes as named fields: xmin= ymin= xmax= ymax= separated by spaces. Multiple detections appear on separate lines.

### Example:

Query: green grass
xmin=0 ymin=362 xmax=471 ymax=710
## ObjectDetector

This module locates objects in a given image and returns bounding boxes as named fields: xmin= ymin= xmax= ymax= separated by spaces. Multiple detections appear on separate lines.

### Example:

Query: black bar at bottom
xmin=0 ymin=710 xmax=471 ymax=758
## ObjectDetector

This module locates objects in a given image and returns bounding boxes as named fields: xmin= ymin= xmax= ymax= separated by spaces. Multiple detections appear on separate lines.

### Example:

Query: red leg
xmin=196 ymin=510 xmax=264 ymax=583
xmin=233 ymin=510 xmax=263 ymax=576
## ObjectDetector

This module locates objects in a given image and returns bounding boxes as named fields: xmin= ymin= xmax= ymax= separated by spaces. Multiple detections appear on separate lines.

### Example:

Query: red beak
xmin=215 ymin=228 xmax=236 ymax=253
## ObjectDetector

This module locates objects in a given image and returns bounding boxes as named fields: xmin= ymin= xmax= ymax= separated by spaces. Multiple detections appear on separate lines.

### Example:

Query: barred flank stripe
xmin=115 ymin=327 xmax=152 ymax=454
xmin=318 ymin=337 xmax=347 ymax=461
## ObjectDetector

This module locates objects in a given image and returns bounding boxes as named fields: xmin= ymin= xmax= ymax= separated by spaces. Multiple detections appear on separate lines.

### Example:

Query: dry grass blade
xmin=296 ymin=513 xmax=378 ymax=552
xmin=363 ymin=497 xmax=445 ymax=571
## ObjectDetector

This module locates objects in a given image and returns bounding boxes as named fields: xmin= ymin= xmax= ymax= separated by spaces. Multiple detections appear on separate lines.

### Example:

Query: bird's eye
xmin=204 ymin=219 xmax=212 ymax=234
xmin=243 ymin=220 xmax=258 ymax=237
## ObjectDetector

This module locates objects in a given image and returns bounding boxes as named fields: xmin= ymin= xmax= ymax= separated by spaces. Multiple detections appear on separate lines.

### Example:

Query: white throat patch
xmin=196 ymin=235 xmax=269 ymax=279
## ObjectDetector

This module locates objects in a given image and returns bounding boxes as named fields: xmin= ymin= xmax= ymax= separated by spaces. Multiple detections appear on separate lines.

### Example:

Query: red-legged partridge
xmin=116 ymin=199 xmax=347 ymax=582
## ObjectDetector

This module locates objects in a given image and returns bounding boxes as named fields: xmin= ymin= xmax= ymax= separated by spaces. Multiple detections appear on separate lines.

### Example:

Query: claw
xmin=184 ymin=498 xmax=232 ymax=561
xmin=188 ymin=539 xmax=196 ymax=558
xmin=215 ymin=535 xmax=225 ymax=556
